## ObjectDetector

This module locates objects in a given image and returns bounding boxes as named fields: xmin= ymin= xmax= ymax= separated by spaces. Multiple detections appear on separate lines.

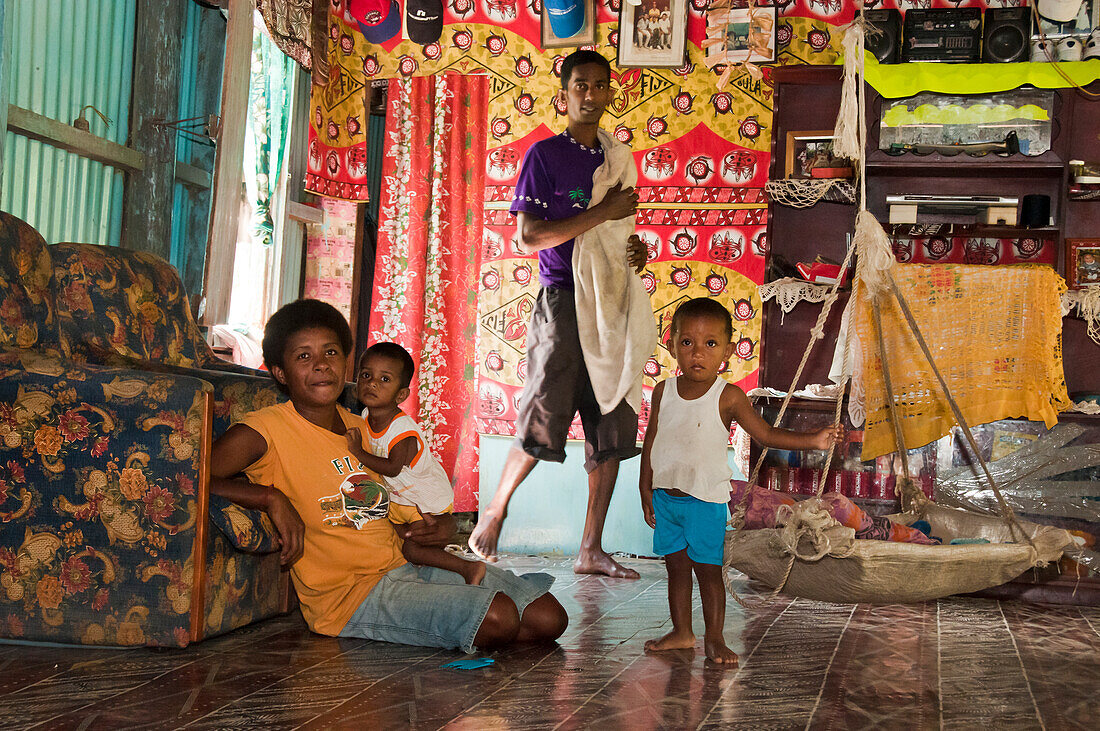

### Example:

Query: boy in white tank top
xmin=639 ymin=297 xmax=843 ymax=664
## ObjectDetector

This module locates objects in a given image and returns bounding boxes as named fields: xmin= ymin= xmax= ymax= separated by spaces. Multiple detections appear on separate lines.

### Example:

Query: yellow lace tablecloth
xmin=855 ymin=264 xmax=1071 ymax=460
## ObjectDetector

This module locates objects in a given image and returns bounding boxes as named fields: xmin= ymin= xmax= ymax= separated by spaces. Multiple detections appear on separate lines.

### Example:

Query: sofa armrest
xmin=0 ymin=348 xmax=215 ymax=647
xmin=208 ymin=494 xmax=279 ymax=554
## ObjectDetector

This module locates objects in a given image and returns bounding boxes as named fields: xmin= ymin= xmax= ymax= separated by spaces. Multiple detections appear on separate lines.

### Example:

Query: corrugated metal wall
xmin=2 ymin=0 xmax=135 ymax=245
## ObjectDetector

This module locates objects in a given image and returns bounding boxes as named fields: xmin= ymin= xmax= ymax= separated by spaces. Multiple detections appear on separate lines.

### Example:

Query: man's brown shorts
xmin=513 ymin=287 xmax=641 ymax=473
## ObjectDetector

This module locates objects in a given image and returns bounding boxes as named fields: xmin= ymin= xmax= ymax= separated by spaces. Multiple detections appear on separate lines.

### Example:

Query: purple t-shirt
xmin=510 ymin=130 xmax=605 ymax=290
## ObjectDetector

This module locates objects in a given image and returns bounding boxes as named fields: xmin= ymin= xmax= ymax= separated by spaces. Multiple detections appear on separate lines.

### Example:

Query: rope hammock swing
xmin=723 ymin=10 xmax=1075 ymax=605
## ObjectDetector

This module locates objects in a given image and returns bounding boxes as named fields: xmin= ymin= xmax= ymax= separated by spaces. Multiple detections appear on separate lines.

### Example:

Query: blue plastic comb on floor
xmin=441 ymin=657 xmax=496 ymax=670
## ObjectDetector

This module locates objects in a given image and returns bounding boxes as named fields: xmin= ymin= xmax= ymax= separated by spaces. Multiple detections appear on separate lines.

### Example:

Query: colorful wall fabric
xmin=367 ymin=75 xmax=487 ymax=511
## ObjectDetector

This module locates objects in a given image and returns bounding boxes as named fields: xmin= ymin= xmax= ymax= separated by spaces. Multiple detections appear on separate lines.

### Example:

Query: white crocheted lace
xmin=1061 ymin=288 xmax=1100 ymax=346
xmin=759 ymin=277 xmax=833 ymax=314
xmin=764 ymin=178 xmax=855 ymax=208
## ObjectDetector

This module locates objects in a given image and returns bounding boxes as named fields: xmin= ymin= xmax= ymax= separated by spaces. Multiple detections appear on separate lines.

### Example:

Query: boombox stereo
xmin=902 ymin=8 xmax=983 ymax=63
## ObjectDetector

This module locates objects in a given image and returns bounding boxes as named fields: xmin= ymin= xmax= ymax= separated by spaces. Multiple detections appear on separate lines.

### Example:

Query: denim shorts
xmin=652 ymin=489 xmax=727 ymax=565
xmin=339 ymin=563 xmax=555 ymax=653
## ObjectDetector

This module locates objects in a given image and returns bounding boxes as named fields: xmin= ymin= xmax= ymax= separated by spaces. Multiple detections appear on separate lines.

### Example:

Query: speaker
xmin=983 ymin=8 xmax=1031 ymax=63
xmin=865 ymin=9 xmax=902 ymax=64
xmin=1020 ymin=195 xmax=1051 ymax=228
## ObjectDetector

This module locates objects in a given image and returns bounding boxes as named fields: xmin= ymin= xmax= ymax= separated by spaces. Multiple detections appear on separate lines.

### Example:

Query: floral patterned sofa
xmin=0 ymin=211 xmax=288 ymax=648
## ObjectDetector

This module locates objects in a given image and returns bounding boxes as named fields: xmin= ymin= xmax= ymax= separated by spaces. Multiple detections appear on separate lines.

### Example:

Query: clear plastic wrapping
xmin=936 ymin=423 xmax=1100 ymax=570
xmin=879 ymin=90 xmax=1056 ymax=156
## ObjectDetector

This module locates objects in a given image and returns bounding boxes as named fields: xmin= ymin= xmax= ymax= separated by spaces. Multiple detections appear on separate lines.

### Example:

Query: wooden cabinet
xmin=761 ymin=65 xmax=1100 ymax=398
xmin=760 ymin=66 xmax=852 ymax=392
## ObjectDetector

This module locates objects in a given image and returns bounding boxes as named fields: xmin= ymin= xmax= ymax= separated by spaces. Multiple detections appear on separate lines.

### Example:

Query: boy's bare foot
xmin=461 ymin=559 xmax=487 ymax=586
xmin=468 ymin=511 xmax=503 ymax=562
xmin=573 ymin=550 xmax=640 ymax=579
xmin=644 ymin=629 xmax=696 ymax=653
xmin=703 ymin=637 xmax=739 ymax=665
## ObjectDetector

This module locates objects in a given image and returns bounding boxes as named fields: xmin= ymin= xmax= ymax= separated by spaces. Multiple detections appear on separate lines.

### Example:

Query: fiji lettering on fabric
xmin=330 ymin=454 xmax=366 ymax=474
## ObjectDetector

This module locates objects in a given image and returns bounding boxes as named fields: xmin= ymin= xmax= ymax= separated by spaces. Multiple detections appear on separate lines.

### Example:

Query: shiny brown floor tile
xmin=2 ymin=556 xmax=1099 ymax=730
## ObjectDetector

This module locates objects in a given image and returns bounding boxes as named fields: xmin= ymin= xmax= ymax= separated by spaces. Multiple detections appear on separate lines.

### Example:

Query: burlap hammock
xmin=726 ymin=484 xmax=1073 ymax=605
xmin=725 ymin=15 xmax=1074 ymax=605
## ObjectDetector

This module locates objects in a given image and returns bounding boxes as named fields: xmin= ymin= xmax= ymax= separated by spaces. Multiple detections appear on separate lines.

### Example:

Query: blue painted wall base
xmin=477 ymin=434 xmax=744 ymax=558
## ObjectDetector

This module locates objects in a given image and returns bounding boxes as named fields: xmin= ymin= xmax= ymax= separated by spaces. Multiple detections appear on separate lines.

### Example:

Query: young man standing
xmin=469 ymin=50 xmax=648 ymax=579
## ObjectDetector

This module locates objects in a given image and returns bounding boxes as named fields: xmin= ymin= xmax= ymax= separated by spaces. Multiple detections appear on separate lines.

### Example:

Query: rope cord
xmin=725 ymin=16 xmax=866 ymax=602
xmin=871 ymin=300 xmax=911 ymax=484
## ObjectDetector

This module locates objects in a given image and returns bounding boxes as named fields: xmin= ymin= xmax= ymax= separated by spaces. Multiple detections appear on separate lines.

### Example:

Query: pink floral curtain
xmin=368 ymin=74 xmax=487 ymax=511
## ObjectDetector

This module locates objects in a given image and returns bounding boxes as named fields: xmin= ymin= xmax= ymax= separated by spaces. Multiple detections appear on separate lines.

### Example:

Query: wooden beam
xmin=122 ymin=0 xmax=185 ymax=260
xmin=6 ymin=105 xmax=145 ymax=172
xmin=270 ymin=71 xmax=314 ymax=312
xmin=189 ymin=391 xmax=214 ymax=645
xmin=175 ymin=161 xmax=212 ymax=190
xmin=287 ymin=200 xmax=323 ymax=225
xmin=7 ymin=104 xmax=208 ymax=186
xmin=201 ymin=0 xmax=252 ymax=327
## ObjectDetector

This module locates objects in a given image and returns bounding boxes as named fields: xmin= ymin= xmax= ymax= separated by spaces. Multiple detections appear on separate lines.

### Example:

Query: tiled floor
xmin=3 ymin=556 xmax=1099 ymax=730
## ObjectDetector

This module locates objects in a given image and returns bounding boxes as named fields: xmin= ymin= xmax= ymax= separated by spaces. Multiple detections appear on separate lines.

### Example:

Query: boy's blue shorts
xmin=652 ymin=489 xmax=727 ymax=566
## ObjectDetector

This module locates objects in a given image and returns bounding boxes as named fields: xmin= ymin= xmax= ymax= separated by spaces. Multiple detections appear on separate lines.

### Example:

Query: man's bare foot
xmin=460 ymin=559 xmax=487 ymax=586
xmin=703 ymin=637 xmax=739 ymax=665
xmin=573 ymin=550 xmax=640 ymax=579
xmin=468 ymin=511 xmax=503 ymax=562
xmin=644 ymin=629 xmax=696 ymax=653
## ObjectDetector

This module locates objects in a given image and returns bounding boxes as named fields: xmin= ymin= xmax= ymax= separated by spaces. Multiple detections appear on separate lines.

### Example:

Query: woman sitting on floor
xmin=211 ymin=299 xmax=567 ymax=652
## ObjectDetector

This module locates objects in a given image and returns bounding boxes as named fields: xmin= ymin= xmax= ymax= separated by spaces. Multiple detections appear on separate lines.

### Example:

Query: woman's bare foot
xmin=573 ymin=549 xmax=640 ymax=579
xmin=645 ymin=629 xmax=696 ymax=653
xmin=461 ymin=559 xmax=487 ymax=586
xmin=703 ymin=637 xmax=739 ymax=665
xmin=468 ymin=511 xmax=503 ymax=562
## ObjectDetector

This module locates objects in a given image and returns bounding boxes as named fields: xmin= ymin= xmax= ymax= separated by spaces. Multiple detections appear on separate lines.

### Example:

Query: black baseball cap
xmin=406 ymin=0 xmax=443 ymax=45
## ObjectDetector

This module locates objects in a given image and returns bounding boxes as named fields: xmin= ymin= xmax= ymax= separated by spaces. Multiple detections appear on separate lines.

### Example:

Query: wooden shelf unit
xmin=761 ymin=66 xmax=1100 ymax=397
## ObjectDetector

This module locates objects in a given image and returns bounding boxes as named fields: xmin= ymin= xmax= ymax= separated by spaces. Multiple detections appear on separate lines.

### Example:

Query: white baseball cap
xmin=1037 ymin=0 xmax=1084 ymax=24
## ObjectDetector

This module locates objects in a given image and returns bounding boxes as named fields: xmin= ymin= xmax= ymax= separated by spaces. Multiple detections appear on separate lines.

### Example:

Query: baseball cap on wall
xmin=406 ymin=0 xmax=444 ymax=45
xmin=544 ymin=0 xmax=586 ymax=40
xmin=359 ymin=0 xmax=401 ymax=43
xmin=349 ymin=0 xmax=390 ymax=26
xmin=1037 ymin=0 xmax=1084 ymax=24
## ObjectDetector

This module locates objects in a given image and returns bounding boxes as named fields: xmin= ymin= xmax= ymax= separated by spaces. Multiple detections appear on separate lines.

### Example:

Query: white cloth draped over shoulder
xmin=572 ymin=128 xmax=658 ymax=415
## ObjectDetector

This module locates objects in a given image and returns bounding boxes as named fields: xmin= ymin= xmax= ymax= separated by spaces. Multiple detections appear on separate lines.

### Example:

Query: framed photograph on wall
xmin=541 ymin=0 xmax=598 ymax=49
xmin=705 ymin=6 xmax=776 ymax=65
xmin=784 ymin=131 xmax=849 ymax=180
xmin=617 ymin=0 xmax=690 ymax=68
xmin=1067 ymin=239 xmax=1100 ymax=288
